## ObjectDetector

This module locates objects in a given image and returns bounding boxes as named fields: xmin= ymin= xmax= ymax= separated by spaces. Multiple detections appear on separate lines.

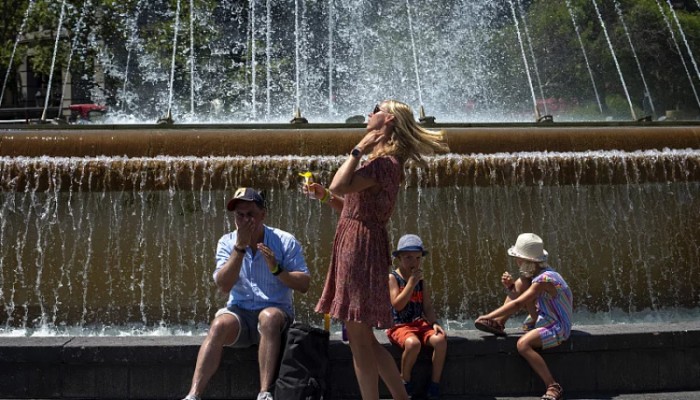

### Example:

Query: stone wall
xmin=1 ymin=322 xmax=698 ymax=399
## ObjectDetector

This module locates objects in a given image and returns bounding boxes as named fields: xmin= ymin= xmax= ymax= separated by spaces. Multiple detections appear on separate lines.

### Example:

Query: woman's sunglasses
xmin=372 ymin=104 xmax=382 ymax=114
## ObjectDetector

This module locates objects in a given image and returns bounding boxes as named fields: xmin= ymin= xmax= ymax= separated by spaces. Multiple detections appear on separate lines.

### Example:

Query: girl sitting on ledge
xmin=475 ymin=233 xmax=573 ymax=400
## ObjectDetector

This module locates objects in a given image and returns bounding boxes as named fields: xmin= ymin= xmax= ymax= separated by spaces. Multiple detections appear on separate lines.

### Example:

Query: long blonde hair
xmin=372 ymin=100 xmax=449 ymax=166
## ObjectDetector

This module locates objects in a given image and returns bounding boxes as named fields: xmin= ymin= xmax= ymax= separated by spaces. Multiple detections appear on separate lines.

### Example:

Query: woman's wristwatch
xmin=350 ymin=147 xmax=362 ymax=158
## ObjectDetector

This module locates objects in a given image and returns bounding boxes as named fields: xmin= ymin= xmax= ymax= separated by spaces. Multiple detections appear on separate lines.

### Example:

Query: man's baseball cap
xmin=226 ymin=187 xmax=266 ymax=211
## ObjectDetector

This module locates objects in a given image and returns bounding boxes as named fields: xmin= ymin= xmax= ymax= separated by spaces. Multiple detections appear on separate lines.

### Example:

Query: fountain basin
xmin=0 ymin=124 xmax=699 ymax=333
xmin=1 ymin=123 xmax=699 ymax=157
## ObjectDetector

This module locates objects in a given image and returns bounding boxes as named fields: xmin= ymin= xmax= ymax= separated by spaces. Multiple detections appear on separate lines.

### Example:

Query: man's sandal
xmin=541 ymin=382 xmax=563 ymax=400
xmin=474 ymin=318 xmax=506 ymax=336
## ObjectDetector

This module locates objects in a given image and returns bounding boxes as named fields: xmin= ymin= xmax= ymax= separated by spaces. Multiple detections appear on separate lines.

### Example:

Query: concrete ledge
xmin=0 ymin=322 xmax=698 ymax=399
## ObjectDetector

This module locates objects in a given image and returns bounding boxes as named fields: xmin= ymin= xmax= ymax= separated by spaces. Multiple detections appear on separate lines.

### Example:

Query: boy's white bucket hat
xmin=507 ymin=233 xmax=548 ymax=262
xmin=392 ymin=234 xmax=428 ymax=257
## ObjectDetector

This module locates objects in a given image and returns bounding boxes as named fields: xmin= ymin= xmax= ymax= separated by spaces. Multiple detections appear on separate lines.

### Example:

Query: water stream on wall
xmin=1 ymin=150 xmax=698 ymax=336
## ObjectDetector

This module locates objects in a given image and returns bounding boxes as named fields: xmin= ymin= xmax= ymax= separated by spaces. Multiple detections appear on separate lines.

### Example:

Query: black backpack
xmin=274 ymin=322 xmax=330 ymax=400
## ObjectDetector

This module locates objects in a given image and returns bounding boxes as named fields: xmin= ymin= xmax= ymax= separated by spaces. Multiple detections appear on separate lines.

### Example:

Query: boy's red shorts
xmin=386 ymin=319 xmax=436 ymax=347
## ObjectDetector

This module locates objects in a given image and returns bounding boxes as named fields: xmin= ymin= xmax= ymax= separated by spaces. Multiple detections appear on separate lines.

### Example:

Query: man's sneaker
xmin=257 ymin=391 xmax=274 ymax=400
xmin=427 ymin=381 xmax=440 ymax=400
xmin=181 ymin=395 xmax=200 ymax=400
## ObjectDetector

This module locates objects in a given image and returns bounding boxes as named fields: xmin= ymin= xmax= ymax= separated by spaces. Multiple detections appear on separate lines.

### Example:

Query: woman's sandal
xmin=541 ymin=382 xmax=563 ymax=400
xmin=474 ymin=318 xmax=506 ymax=337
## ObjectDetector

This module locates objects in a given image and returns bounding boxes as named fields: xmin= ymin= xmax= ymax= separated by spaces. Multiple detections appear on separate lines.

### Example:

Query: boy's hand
xmin=433 ymin=323 xmax=446 ymax=336
xmin=407 ymin=268 xmax=423 ymax=284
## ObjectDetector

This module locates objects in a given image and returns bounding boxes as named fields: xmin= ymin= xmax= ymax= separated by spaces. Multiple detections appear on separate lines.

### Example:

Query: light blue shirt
xmin=213 ymin=225 xmax=309 ymax=318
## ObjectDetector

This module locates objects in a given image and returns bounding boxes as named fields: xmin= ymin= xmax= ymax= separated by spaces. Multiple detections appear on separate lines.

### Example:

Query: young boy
xmin=387 ymin=234 xmax=447 ymax=400
xmin=475 ymin=233 xmax=572 ymax=400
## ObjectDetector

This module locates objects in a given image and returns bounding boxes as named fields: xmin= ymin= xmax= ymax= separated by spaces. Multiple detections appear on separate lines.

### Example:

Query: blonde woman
xmin=304 ymin=100 xmax=448 ymax=400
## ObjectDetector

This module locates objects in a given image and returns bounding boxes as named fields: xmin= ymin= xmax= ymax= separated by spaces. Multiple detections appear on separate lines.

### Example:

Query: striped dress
xmin=532 ymin=268 xmax=573 ymax=343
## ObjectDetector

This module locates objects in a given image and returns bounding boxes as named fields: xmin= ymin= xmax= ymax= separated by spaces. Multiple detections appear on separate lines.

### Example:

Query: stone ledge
xmin=0 ymin=322 xmax=698 ymax=399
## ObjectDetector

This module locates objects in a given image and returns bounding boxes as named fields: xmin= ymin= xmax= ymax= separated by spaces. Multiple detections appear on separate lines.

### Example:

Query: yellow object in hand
xmin=299 ymin=171 xmax=314 ymax=185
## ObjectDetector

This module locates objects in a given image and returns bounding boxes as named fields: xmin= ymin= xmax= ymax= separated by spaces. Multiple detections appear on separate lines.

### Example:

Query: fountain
xmin=0 ymin=126 xmax=698 ymax=335
xmin=1 ymin=1 xmax=700 ymax=337
xmin=4 ymin=1 xmax=700 ymax=122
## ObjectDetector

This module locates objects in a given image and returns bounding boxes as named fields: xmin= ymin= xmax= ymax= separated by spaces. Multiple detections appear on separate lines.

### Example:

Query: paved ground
xmin=445 ymin=392 xmax=700 ymax=400
xmin=4 ymin=394 xmax=699 ymax=400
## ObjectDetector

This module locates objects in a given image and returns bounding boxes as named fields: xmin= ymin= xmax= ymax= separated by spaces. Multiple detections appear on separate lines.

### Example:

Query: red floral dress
xmin=315 ymin=156 xmax=402 ymax=328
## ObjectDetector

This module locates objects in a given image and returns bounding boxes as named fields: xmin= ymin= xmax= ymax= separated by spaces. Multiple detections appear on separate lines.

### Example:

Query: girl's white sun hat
xmin=507 ymin=233 xmax=548 ymax=262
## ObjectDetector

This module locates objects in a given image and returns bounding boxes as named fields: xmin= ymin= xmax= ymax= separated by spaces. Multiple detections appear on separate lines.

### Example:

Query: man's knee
xmin=258 ymin=307 xmax=286 ymax=335
xmin=208 ymin=314 xmax=239 ymax=345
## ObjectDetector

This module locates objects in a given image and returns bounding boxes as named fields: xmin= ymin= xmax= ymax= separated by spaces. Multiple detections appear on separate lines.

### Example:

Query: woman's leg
xmin=345 ymin=320 xmax=380 ymax=400
xmin=374 ymin=335 xmax=410 ymax=400
xmin=346 ymin=320 xmax=409 ymax=400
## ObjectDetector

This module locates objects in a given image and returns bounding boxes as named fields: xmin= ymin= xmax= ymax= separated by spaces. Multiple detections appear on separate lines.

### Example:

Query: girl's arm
xmin=479 ymin=281 xmax=552 ymax=321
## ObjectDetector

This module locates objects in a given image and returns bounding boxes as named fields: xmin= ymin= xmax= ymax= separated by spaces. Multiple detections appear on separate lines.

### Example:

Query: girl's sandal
xmin=474 ymin=318 xmax=507 ymax=336
xmin=541 ymin=382 xmax=563 ymax=400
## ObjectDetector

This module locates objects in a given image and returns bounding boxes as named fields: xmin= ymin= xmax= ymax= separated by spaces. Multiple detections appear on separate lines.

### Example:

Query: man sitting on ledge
xmin=182 ymin=187 xmax=311 ymax=400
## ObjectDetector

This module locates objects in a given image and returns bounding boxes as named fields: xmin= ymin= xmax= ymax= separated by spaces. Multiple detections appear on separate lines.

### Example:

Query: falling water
xmin=58 ymin=0 xmax=92 ymax=119
xmin=40 ymin=0 xmax=67 ymax=122
xmin=654 ymin=0 xmax=700 ymax=110
xmin=507 ymin=0 xmax=538 ymax=119
xmin=327 ymin=0 xmax=334 ymax=116
xmin=189 ymin=0 xmax=195 ymax=115
xmin=516 ymin=0 xmax=547 ymax=115
xmin=405 ymin=0 xmax=423 ymax=107
xmin=564 ymin=0 xmax=603 ymax=114
xmin=166 ymin=0 xmax=182 ymax=118
xmin=1 ymin=150 xmax=699 ymax=334
xmin=120 ymin=5 xmax=138 ymax=113
xmin=614 ymin=0 xmax=656 ymax=117
xmin=265 ymin=0 xmax=272 ymax=119
xmin=591 ymin=0 xmax=636 ymax=120
xmin=7 ymin=1 xmax=700 ymax=123
xmin=665 ymin=0 xmax=700 ymax=97
xmin=250 ymin=0 xmax=257 ymax=119
xmin=294 ymin=0 xmax=301 ymax=113
xmin=0 ymin=0 xmax=35 ymax=107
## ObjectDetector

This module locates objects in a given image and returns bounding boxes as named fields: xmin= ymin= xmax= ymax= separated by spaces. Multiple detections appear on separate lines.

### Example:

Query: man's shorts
xmin=386 ymin=319 xmax=437 ymax=348
xmin=215 ymin=305 xmax=291 ymax=348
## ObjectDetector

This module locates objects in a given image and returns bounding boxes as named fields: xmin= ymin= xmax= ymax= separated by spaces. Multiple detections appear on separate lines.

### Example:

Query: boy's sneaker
xmin=181 ymin=395 xmax=200 ymax=400
xmin=403 ymin=381 xmax=414 ymax=399
xmin=427 ymin=381 xmax=440 ymax=400
xmin=257 ymin=391 xmax=274 ymax=400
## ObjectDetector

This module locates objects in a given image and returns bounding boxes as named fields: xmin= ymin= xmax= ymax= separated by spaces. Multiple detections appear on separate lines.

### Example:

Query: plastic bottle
xmin=323 ymin=313 xmax=331 ymax=331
